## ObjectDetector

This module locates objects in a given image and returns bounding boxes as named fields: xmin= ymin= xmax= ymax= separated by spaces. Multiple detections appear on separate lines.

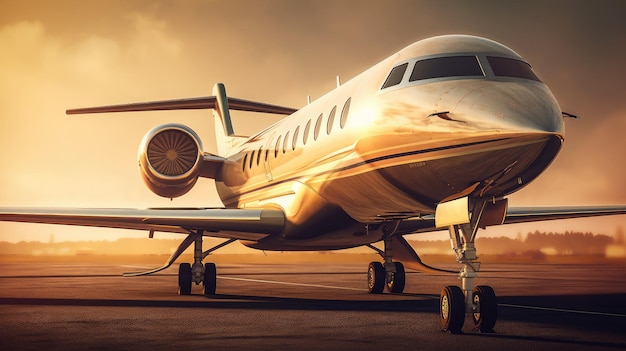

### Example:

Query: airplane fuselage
xmin=214 ymin=35 xmax=564 ymax=250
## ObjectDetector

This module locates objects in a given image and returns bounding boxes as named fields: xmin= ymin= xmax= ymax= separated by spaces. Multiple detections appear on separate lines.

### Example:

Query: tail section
xmin=212 ymin=83 xmax=247 ymax=156
xmin=212 ymin=83 xmax=235 ymax=136
xmin=66 ymin=82 xmax=298 ymax=157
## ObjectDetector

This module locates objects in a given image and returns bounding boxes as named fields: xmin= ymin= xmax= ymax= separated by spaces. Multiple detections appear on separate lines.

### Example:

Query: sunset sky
xmin=1 ymin=0 xmax=625 ymax=244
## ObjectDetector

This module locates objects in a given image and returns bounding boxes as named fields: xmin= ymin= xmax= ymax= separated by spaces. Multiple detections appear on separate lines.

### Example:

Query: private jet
xmin=2 ymin=34 xmax=625 ymax=334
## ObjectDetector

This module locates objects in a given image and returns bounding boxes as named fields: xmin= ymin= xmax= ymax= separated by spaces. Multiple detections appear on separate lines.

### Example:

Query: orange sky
xmin=1 ymin=0 xmax=625 ymax=243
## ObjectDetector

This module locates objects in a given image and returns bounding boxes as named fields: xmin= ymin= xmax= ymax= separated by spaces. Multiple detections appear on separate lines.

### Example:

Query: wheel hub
xmin=441 ymin=295 xmax=450 ymax=319
xmin=473 ymin=294 xmax=481 ymax=321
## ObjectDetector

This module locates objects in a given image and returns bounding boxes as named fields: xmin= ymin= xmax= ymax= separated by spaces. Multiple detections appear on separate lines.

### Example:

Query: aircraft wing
xmin=396 ymin=205 xmax=626 ymax=235
xmin=2 ymin=205 xmax=624 ymax=239
xmin=502 ymin=205 xmax=626 ymax=224
xmin=0 ymin=207 xmax=285 ymax=241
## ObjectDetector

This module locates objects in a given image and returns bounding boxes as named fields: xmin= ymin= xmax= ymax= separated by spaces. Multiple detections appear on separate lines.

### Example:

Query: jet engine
xmin=138 ymin=123 xmax=204 ymax=198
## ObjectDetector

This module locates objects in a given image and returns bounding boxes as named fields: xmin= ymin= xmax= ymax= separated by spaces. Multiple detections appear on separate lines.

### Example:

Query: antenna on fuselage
xmin=307 ymin=95 xmax=311 ymax=105
xmin=336 ymin=75 xmax=341 ymax=87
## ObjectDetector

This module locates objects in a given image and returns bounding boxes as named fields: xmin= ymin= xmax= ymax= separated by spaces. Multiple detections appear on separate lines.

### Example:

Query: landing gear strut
xmin=440 ymin=199 xmax=498 ymax=333
xmin=366 ymin=223 xmax=406 ymax=294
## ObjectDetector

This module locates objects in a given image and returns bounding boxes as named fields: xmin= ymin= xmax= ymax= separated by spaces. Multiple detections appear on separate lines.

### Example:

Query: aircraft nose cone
xmin=451 ymin=82 xmax=564 ymax=135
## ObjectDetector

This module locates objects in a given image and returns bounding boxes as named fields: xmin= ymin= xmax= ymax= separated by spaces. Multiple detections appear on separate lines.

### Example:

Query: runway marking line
xmin=499 ymin=303 xmax=626 ymax=318
xmin=218 ymin=276 xmax=366 ymax=292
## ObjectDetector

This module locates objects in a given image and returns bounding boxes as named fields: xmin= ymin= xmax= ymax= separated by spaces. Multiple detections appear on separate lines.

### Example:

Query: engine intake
xmin=138 ymin=123 xmax=203 ymax=198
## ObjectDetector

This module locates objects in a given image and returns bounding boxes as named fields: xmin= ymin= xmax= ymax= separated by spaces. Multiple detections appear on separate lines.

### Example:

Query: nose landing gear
xmin=439 ymin=198 xmax=501 ymax=333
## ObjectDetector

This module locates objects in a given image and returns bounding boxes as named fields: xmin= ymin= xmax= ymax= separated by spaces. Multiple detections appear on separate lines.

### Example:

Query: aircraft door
xmin=263 ymin=133 xmax=275 ymax=181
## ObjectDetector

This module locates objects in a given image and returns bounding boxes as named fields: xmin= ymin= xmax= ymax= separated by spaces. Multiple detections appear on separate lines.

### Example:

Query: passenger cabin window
xmin=487 ymin=56 xmax=541 ymax=82
xmin=242 ymin=154 xmax=248 ymax=172
xmin=381 ymin=63 xmax=408 ymax=89
xmin=292 ymin=126 xmax=299 ymax=150
xmin=410 ymin=56 xmax=483 ymax=81
xmin=274 ymin=136 xmax=282 ymax=158
xmin=327 ymin=106 xmax=336 ymax=135
xmin=340 ymin=98 xmax=351 ymax=129
xmin=303 ymin=119 xmax=311 ymax=145
xmin=283 ymin=131 xmax=290 ymax=154
xmin=314 ymin=114 xmax=323 ymax=141
xmin=257 ymin=146 xmax=263 ymax=166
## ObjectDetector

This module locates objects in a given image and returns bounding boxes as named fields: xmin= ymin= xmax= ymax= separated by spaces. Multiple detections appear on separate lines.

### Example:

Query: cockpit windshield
xmin=487 ymin=56 xmax=541 ymax=82
xmin=409 ymin=56 xmax=483 ymax=81
xmin=381 ymin=55 xmax=541 ymax=90
xmin=381 ymin=63 xmax=409 ymax=89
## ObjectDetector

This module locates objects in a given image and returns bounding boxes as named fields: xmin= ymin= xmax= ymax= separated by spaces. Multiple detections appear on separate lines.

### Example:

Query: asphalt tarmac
xmin=0 ymin=262 xmax=624 ymax=351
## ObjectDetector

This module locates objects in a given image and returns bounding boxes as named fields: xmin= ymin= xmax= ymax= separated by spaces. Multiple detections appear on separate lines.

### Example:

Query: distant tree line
xmin=523 ymin=231 xmax=613 ymax=255
xmin=0 ymin=231 xmax=621 ymax=257
xmin=0 ymin=237 xmax=228 ymax=256
xmin=411 ymin=231 xmax=618 ymax=256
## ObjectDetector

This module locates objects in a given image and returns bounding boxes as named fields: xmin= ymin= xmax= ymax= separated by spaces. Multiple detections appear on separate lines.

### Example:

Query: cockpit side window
xmin=487 ymin=56 xmax=541 ymax=82
xmin=381 ymin=63 xmax=408 ymax=89
xmin=410 ymin=56 xmax=483 ymax=81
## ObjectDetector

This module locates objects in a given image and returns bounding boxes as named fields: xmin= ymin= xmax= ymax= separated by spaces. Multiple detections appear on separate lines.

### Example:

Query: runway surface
xmin=0 ymin=261 xmax=625 ymax=350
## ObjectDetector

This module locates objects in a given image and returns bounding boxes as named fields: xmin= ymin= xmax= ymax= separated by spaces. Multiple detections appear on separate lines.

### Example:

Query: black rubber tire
xmin=367 ymin=262 xmax=385 ymax=294
xmin=472 ymin=285 xmax=497 ymax=333
xmin=203 ymin=262 xmax=217 ymax=296
xmin=440 ymin=285 xmax=465 ymax=334
xmin=386 ymin=262 xmax=406 ymax=293
xmin=178 ymin=263 xmax=192 ymax=296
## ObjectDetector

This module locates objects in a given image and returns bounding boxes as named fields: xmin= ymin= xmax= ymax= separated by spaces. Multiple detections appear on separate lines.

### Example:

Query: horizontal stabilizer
xmin=67 ymin=96 xmax=298 ymax=115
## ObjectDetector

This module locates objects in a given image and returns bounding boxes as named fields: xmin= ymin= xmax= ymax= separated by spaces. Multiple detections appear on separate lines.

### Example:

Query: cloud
xmin=124 ymin=12 xmax=182 ymax=63
xmin=0 ymin=12 xmax=184 ymax=95
xmin=0 ymin=21 xmax=48 ymax=67
xmin=67 ymin=36 xmax=121 ymax=81
xmin=0 ymin=16 xmax=204 ymax=212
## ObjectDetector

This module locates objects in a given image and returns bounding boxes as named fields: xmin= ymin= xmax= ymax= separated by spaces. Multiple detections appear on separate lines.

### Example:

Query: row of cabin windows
xmin=381 ymin=55 xmax=541 ymax=89
xmin=242 ymin=98 xmax=352 ymax=172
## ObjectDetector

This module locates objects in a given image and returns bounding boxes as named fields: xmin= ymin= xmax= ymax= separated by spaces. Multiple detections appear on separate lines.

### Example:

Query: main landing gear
xmin=177 ymin=262 xmax=216 ymax=296
xmin=176 ymin=233 xmax=217 ymax=296
xmin=123 ymin=230 xmax=235 ymax=296
xmin=177 ymin=234 xmax=236 ymax=296
xmin=367 ymin=233 xmax=406 ymax=294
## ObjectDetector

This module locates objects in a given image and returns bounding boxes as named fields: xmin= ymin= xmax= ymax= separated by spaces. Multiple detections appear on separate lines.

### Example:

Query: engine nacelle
xmin=138 ymin=123 xmax=204 ymax=198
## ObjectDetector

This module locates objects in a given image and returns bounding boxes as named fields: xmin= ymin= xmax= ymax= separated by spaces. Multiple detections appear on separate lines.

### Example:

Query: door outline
xmin=263 ymin=132 xmax=275 ymax=181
